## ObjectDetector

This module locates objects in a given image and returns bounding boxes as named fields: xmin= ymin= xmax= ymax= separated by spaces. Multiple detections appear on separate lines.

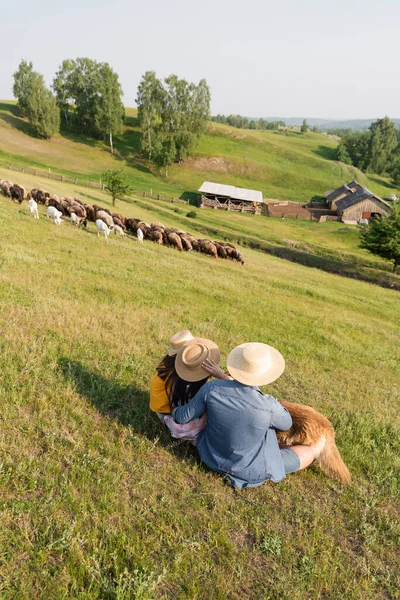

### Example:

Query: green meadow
xmin=1 ymin=102 xmax=399 ymax=598
xmin=0 ymin=180 xmax=399 ymax=598
xmin=0 ymin=101 xmax=396 ymax=203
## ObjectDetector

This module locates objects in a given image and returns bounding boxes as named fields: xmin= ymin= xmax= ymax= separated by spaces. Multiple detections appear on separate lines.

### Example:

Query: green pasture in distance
xmin=0 ymin=101 xmax=396 ymax=204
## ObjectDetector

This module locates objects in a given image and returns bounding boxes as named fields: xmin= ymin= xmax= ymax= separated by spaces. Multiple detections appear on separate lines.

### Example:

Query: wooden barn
xmin=326 ymin=180 xmax=362 ymax=210
xmin=324 ymin=180 xmax=392 ymax=223
xmin=335 ymin=188 xmax=392 ymax=223
xmin=197 ymin=182 xmax=263 ymax=214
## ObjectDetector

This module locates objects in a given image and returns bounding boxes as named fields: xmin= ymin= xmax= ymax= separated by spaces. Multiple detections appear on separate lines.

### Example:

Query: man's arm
xmin=172 ymin=382 xmax=210 ymax=424
xmin=269 ymin=398 xmax=292 ymax=431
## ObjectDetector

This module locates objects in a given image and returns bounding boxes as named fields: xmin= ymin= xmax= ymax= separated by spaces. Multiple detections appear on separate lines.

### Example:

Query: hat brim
xmin=175 ymin=338 xmax=220 ymax=382
xmin=227 ymin=343 xmax=285 ymax=386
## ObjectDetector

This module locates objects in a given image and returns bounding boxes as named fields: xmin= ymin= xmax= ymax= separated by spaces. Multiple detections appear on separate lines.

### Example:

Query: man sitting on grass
xmin=172 ymin=341 xmax=318 ymax=489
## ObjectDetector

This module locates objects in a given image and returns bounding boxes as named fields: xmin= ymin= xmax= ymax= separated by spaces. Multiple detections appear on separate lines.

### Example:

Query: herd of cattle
xmin=0 ymin=179 xmax=244 ymax=263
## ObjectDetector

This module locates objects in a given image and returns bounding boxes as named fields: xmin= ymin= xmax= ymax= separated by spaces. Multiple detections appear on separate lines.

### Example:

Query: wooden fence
xmin=7 ymin=164 xmax=189 ymax=203
xmin=8 ymin=164 xmax=105 ymax=189
xmin=142 ymin=191 xmax=188 ymax=205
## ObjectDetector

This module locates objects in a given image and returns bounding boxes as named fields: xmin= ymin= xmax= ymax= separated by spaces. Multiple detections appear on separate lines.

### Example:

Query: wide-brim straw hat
xmin=227 ymin=342 xmax=285 ymax=386
xmin=167 ymin=330 xmax=195 ymax=356
xmin=175 ymin=338 xmax=221 ymax=382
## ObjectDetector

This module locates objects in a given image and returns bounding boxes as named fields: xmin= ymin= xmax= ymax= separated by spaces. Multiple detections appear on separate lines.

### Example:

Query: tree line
xmin=13 ymin=62 xmax=211 ymax=174
xmin=212 ymin=114 xmax=285 ymax=130
xmin=136 ymin=71 xmax=210 ymax=176
xmin=335 ymin=117 xmax=400 ymax=185
xmin=13 ymin=59 xmax=124 ymax=151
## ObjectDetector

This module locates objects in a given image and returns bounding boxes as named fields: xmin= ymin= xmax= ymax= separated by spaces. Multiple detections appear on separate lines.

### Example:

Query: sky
xmin=2 ymin=0 xmax=399 ymax=119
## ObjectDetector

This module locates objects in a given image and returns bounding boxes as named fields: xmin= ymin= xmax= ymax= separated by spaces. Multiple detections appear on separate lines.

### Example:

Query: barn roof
xmin=198 ymin=181 xmax=264 ymax=203
xmin=336 ymin=188 xmax=391 ymax=213
xmin=326 ymin=184 xmax=351 ymax=203
xmin=326 ymin=180 xmax=363 ymax=203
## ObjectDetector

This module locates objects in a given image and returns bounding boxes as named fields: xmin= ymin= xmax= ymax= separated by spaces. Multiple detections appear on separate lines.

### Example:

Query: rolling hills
xmin=0 ymin=101 xmax=399 ymax=598
xmin=0 ymin=101 xmax=396 ymax=203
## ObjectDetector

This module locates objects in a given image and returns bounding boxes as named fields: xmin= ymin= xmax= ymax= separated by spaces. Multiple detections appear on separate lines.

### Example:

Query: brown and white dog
xmin=277 ymin=401 xmax=351 ymax=484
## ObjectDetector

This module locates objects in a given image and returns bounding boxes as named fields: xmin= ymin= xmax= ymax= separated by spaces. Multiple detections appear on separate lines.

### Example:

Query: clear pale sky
xmin=2 ymin=0 xmax=399 ymax=119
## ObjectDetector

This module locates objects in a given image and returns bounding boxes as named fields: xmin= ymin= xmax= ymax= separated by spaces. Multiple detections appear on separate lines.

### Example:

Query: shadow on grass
xmin=58 ymin=358 xmax=199 ymax=462
xmin=253 ymin=242 xmax=400 ymax=290
xmin=0 ymin=109 xmax=34 ymax=136
xmin=367 ymin=175 xmax=393 ymax=190
xmin=312 ymin=145 xmax=337 ymax=160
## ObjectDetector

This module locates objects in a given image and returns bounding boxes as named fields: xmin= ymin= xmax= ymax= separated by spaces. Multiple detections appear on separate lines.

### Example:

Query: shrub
xmin=187 ymin=211 xmax=197 ymax=218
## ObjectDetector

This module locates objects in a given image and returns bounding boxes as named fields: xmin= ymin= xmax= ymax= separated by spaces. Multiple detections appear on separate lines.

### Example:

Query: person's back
xmin=173 ymin=341 xmax=319 ymax=489
xmin=174 ymin=379 xmax=292 ymax=487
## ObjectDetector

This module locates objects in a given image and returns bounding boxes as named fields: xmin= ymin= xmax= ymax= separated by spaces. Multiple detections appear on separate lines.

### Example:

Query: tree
xmin=301 ymin=119 xmax=309 ymax=133
xmin=94 ymin=63 xmax=125 ymax=153
xmin=136 ymin=72 xmax=210 ymax=167
xmin=359 ymin=202 xmax=400 ymax=272
xmin=27 ymin=85 xmax=60 ymax=138
xmin=13 ymin=60 xmax=60 ymax=138
xmin=102 ymin=169 xmax=132 ymax=206
xmin=53 ymin=58 xmax=124 ymax=148
xmin=153 ymin=136 xmax=176 ymax=176
xmin=136 ymin=71 xmax=164 ymax=164
xmin=367 ymin=116 xmax=398 ymax=174
xmin=335 ymin=141 xmax=352 ymax=164
xmin=13 ymin=60 xmax=35 ymax=116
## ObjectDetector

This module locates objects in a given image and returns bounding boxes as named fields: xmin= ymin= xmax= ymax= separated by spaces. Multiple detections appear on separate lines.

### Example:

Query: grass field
xmin=0 ymin=101 xmax=397 ymax=203
xmin=0 ymin=186 xmax=399 ymax=599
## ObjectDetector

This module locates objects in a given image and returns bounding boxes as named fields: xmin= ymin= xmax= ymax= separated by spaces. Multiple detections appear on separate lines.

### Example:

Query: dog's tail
xmin=317 ymin=429 xmax=351 ymax=484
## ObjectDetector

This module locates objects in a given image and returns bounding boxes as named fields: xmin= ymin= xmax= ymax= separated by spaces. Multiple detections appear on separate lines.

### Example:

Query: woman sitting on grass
xmin=149 ymin=331 xmax=221 ymax=443
xmin=172 ymin=341 xmax=319 ymax=488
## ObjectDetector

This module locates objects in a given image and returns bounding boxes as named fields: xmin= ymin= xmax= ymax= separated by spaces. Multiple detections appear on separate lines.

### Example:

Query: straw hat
xmin=175 ymin=338 xmax=220 ymax=382
xmin=167 ymin=330 xmax=195 ymax=356
xmin=227 ymin=342 xmax=285 ymax=386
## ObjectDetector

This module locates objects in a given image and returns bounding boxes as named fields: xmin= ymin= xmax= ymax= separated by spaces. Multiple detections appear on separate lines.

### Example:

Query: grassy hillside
xmin=0 ymin=191 xmax=399 ymax=599
xmin=2 ymin=164 xmax=400 ymax=291
xmin=0 ymin=101 xmax=396 ymax=203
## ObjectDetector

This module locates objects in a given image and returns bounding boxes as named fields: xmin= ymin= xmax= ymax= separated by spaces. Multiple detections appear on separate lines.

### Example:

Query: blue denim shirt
xmin=172 ymin=379 xmax=292 ymax=488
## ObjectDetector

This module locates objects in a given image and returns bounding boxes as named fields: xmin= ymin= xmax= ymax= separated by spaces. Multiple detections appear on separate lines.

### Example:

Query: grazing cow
xmin=28 ymin=198 xmax=39 ymax=219
xmin=47 ymin=206 xmax=63 ymax=225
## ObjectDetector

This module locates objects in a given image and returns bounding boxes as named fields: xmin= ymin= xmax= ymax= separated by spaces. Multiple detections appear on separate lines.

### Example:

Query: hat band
xmin=182 ymin=345 xmax=209 ymax=370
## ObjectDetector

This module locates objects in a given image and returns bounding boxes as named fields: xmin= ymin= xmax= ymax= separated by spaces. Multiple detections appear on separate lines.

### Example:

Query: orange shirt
xmin=149 ymin=374 xmax=171 ymax=414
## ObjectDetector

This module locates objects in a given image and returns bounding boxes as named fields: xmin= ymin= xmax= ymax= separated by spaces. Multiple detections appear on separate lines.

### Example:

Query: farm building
xmin=326 ymin=180 xmax=362 ymax=210
xmin=325 ymin=180 xmax=392 ymax=223
xmin=197 ymin=182 xmax=263 ymax=214
xmin=335 ymin=188 xmax=392 ymax=223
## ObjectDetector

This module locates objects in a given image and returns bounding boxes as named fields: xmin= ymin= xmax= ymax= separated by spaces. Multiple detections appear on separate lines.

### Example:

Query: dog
xmin=277 ymin=401 xmax=351 ymax=484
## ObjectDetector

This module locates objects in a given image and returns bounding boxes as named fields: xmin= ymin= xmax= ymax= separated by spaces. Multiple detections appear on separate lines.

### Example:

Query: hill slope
xmin=0 ymin=195 xmax=399 ymax=598
xmin=0 ymin=101 xmax=396 ymax=202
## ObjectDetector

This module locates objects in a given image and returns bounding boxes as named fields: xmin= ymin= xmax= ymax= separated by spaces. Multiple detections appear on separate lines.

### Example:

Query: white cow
xmin=47 ymin=205 xmax=63 ymax=225
xmin=28 ymin=198 xmax=39 ymax=219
